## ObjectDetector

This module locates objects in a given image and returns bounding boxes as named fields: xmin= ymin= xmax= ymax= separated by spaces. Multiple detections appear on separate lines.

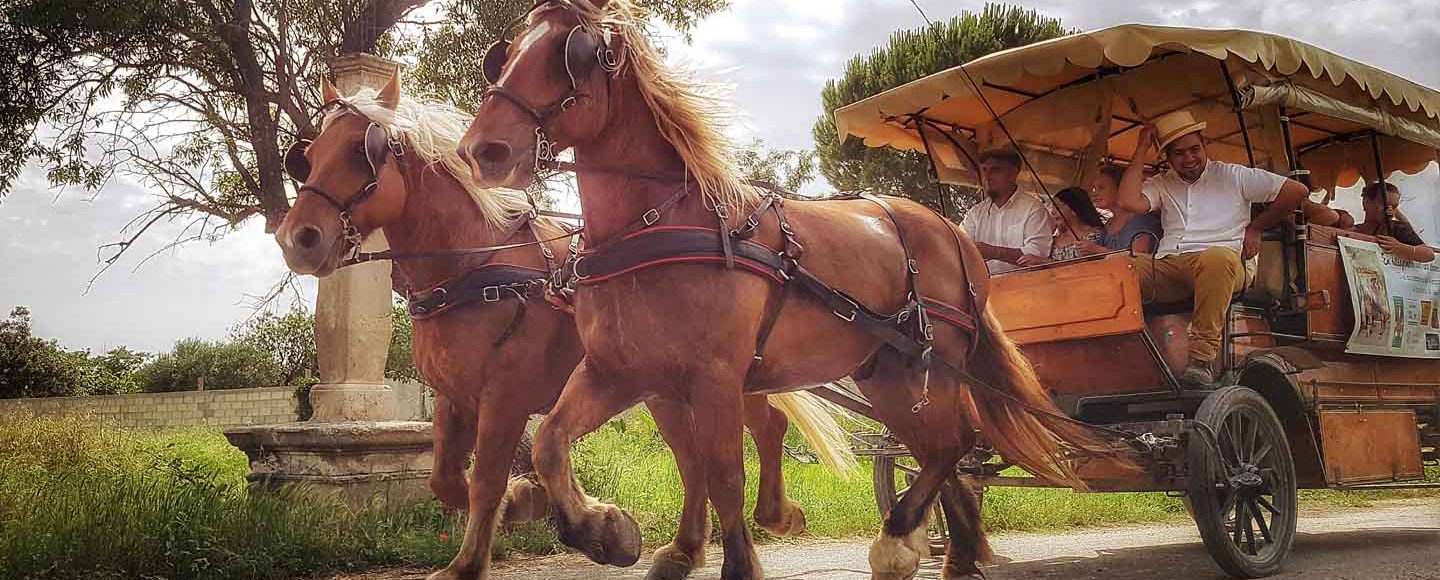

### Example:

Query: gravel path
xmin=317 ymin=498 xmax=1440 ymax=580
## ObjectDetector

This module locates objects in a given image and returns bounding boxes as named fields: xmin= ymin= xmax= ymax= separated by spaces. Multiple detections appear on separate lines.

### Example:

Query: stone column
xmin=225 ymin=54 xmax=433 ymax=507
xmin=310 ymin=229 xmax=396 ymax=421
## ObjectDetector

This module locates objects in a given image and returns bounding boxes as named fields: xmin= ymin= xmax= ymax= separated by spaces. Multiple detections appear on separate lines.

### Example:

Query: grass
xmin=0 ymin=410 xmax=1433 ymax=579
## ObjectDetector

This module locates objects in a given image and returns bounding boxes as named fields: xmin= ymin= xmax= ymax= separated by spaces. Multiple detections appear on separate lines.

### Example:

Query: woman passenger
xmin=1045 ymin=187 xmax=1107 ymax=261
xmin=1353 ymin=182 xmax=1434 ymax=262
xmin=1089 ymin=166 xmax=1161 ymax=254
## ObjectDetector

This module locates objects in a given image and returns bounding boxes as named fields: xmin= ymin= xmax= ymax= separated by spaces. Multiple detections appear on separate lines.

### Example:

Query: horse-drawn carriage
xmin=277 ymin=4 xmax=1437 ymax=578
xmin=829 ymin=24 xmax=1440 ymax=578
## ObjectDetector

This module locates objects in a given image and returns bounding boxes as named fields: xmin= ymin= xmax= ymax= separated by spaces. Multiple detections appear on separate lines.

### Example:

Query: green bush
xmin=135 ymin=338 xmax=281 ymax=392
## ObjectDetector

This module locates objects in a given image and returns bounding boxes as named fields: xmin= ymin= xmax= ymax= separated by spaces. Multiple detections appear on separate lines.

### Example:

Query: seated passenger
xmin=961 ymin=148 xmax=1053 ymax=273
xmin=1089 ymin=166 xmax=1161 ymax=254
xmin=1045 ymin=187 xmax=1107 ymax=262
xmin=1115 ymin=110 xmax=1309 ymax=385
xmin=1352 ymin=182 xmax=1435 ymax=263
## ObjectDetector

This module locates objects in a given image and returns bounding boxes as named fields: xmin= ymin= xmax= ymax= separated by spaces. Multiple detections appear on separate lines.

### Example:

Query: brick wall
xmin=0 ymin=386 xmax=300 ymax=429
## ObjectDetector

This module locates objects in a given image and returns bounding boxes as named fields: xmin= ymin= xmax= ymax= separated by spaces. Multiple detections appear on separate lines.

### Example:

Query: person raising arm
xmin=1115 ymin=110 xmax=1307 ymax=386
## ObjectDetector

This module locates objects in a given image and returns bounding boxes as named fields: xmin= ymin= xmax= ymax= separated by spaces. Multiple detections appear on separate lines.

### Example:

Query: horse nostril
xmin=477 ymin=141 xmax=512 ymax=164
xmin=294 ymin=226 xmax=322 ymax=250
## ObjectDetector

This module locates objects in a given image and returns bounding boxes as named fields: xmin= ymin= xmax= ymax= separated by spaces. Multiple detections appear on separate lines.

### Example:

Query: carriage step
xmin=1335 ymin=481 xmax=1440 ymax=490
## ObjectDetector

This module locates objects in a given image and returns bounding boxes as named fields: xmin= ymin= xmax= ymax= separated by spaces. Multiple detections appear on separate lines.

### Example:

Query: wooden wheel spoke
xmin=1232 ymin=499 xmax=1247 ymax=546
xmin=896 ymin=463 xmax=922 ymax=478
xmin=1251 ymin=442 xmax=1273 ymax=466
xmin=1249 ymin=498 xmax=1272 ymax=543
xmin=1255 ymin=494 xmax=1280 ymax=516
xmin=1243 ymin=508 xmax=1257 ymax=555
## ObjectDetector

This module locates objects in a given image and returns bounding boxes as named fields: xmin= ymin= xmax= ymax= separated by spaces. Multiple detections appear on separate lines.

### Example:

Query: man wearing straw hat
xmin=1115 ymin=110 xmax=1309 ymax=385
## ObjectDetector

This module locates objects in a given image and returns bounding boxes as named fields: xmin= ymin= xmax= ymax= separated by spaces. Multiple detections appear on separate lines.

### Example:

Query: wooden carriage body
xmin=987 ymin=231 xmax=1438 ymax=492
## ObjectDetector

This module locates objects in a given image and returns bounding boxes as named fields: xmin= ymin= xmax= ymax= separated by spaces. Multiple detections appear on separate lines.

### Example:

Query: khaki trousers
xmin=1137 ymin=247 xmax=1245 ymax=363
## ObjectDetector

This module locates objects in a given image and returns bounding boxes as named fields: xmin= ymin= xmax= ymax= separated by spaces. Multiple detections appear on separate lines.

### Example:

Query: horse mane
xmin=323 ymin=89 xmax=532 ymax=230
xmin=569 ymin=0 xmax=760 ymax=213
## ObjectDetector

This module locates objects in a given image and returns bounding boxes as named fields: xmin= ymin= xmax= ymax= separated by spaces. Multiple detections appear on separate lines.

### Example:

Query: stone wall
xmin=0 ymin=387 xmax=300 ymax=429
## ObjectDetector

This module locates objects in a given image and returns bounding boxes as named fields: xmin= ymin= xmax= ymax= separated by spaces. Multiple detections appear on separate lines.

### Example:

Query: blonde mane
xmin=568 ymin=0 xmax=760 ymax=213
xmin=322 ymin=89 xmax=532 ymax=230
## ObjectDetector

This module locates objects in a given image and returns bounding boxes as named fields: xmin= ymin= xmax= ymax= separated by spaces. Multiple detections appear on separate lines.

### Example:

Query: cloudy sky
xmin=2 ymin=0 xmax=1438 ymax=353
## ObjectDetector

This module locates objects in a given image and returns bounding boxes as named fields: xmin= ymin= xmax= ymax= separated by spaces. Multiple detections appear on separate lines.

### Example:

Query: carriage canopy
xmin=833 ymin=24 xmax=1440 ymax=194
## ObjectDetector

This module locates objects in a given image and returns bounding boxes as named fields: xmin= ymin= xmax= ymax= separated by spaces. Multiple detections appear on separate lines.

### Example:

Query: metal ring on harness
xmin=571 ymin=255 xmax=590 ymax=281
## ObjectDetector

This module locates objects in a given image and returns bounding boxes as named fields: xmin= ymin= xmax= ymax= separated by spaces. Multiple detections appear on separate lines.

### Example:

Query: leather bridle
xmin=286 ymin=99 xmax=406 ymax=259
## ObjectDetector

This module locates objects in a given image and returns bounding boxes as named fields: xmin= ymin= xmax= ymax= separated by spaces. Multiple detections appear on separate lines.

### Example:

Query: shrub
xmin=135 ymin=338 xmax=281 ymax=392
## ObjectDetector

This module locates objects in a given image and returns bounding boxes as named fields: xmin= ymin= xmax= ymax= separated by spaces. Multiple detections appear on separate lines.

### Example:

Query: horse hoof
xmin=758 ymin=501 xmax=807 ymax=537
xmin=645 ymin=557 xmax=695 ymax=580
xmin=589 ymin=504 xmax=642 ymax=567
xmin=869 ymin=533 xmax=921 ymax=580
xmin=425 ymin=568 xmax=463 ymax=580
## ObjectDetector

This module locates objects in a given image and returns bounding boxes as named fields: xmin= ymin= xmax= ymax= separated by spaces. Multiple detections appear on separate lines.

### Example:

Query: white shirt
xmin=961 ymin=189 xmax=1052 ymax=273
xmin=1141 ymin=161 xmax=1286 ymax=258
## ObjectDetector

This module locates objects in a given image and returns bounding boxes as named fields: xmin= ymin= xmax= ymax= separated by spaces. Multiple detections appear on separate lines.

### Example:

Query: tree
xmin=134 ymin=337 xmax=282 ymax=392
xmin=73 ymin=346 xmax=151 ymax=395
xmin=734 ymin=139 xmax=817 ymax=196
xmin=233 ymin=306 xmax=317 ymax=386
xmin=0 ymin=307 xmax=83 ymax=399
xmin=385 ymin=302 xmax=421 ymax=383
xmin=811 ymin=4 xmax=1071 ymax=220
xmin=2 ymin=0 xmax=728 ymax=278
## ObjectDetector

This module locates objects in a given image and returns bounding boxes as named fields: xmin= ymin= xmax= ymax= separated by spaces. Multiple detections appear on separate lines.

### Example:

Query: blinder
xmin=481 ymin=24 xmax=614 ymax=90
xmin=283 ymin=122 xmax=399 ymax=187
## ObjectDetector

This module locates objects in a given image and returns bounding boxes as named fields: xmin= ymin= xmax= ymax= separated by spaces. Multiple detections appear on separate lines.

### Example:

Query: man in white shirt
xmin=961 ymin=148 xmax=1052 ymax=274
xmin=1116 ymin=110 xmax=1308 ymax=385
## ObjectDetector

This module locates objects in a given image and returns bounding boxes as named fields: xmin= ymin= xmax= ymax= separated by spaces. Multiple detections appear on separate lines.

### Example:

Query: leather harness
xmin=557 ymin=186 xmax=981 ymax=385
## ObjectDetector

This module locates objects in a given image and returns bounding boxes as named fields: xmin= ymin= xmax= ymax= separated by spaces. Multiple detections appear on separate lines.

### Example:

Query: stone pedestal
xmin=226 ymin=54 xmax=434 ymax=508
xmin=225 ymin=421 xmax=433 ymax=506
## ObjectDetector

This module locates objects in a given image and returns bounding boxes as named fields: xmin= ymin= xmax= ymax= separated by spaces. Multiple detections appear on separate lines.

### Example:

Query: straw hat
xmin=1154 ymin=109 xmax=1207 ymax=151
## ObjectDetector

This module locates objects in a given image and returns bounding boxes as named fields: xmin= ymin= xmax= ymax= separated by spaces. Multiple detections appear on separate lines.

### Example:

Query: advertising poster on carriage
xmin=1338 ymin=237 xmax=1440 ymax=358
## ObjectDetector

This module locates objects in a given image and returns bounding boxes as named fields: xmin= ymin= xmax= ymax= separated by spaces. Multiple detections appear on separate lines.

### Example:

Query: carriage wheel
xmin=1187 ymin=386 xmax=1297 ymax=578
xmin=873 ymin=449 xmax=949 ymax=556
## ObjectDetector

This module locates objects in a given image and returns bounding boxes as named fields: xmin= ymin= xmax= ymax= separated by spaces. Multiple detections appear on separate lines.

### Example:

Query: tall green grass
xmin=0 ymin=413 xmax=463 ymax=580
xmin=1 ymin=410 xmax=1433 ymax=580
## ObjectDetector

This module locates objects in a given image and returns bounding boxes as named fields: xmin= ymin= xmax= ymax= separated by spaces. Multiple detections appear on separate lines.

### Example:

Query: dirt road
xmin=335 ymin=499 xmax=1440 ymax=580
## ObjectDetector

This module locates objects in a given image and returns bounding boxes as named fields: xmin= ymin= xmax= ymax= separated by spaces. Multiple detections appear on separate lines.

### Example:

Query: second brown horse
xmin=273 ymin=76 xmax=855 ymax=580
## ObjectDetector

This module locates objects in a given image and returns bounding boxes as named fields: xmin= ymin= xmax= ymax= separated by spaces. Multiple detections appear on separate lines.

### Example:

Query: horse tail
xmin=770 ymin=391 xmax=859 ymax=475
xmin=965 ymin=307 xmax=1133 ymax=490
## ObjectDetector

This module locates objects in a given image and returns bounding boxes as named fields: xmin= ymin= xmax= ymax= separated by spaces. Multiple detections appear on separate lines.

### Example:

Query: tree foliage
xmin=233 ymin=306 xmax=317 ymax=386
xmin=134 ymin=338 xmax=282 ymax=392
xmin=2 ymin=0 xmax=727 ymax=276
xmin=0 ymin=307 xmax=154 ymax=398
xmin=0 ymin=307 xmax=82 ymax=399
xmin=734 ymin=140 xmax=816 ymax=195
xmin=812 ymin=4 xmax=1071 ymax=220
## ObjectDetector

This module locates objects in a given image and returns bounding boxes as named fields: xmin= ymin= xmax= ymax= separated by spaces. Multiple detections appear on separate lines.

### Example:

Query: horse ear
xmin=321 ymin=77 xmax=340 ymax=103
xmin=377 ymin=69 xmax=401 ymax=111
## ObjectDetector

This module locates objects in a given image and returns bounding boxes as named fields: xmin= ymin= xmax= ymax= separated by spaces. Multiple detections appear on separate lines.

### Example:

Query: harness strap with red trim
xmin=565 ymin=215 xmax=977 ymax=370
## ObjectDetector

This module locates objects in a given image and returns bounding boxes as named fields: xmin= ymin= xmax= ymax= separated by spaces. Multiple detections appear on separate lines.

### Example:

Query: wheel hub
xmin=1228 ymin=464 xmax=1264 ymax=491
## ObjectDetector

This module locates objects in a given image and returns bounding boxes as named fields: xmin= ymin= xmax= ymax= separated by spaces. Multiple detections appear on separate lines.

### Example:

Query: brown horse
xmin=459 ymin=1 xmax=1120 ymax=579
xmin=273 ymin=76 xmax=855 ymax=580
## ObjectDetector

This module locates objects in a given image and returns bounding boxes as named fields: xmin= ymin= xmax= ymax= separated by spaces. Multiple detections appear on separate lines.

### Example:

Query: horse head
xmin=274 ymin=73 xmax=410 ymax=277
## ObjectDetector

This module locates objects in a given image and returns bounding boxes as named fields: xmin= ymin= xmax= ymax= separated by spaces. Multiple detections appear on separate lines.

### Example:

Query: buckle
xmin=429 ymin=287 xmax=448 ymax=305
xmin=642 ymin=208 xmax=661 ymax=226
xmin=571 ymin=255 xmax=590 ymax=281
xmin=483 ymin=286 xmax=501 ymax=302
xmin=832 ymin=294 xmax=859 ymax=322
xmin=907 ymin=258 xmax=919 ymax=274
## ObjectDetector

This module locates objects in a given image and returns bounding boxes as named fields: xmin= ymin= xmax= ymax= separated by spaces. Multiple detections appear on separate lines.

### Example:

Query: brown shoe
xmin=1181 ymin=359 xmax=1216 ymax=386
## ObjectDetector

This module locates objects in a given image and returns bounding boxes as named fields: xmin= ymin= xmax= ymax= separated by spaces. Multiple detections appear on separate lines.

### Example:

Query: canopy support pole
xmin=1220 ymin=61 xmax=1257 ymax=168
xmin=911 ymin=115 xmax=951 ymax=219
xmin=1369 ymin=132 xmax=1394 ymax=237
